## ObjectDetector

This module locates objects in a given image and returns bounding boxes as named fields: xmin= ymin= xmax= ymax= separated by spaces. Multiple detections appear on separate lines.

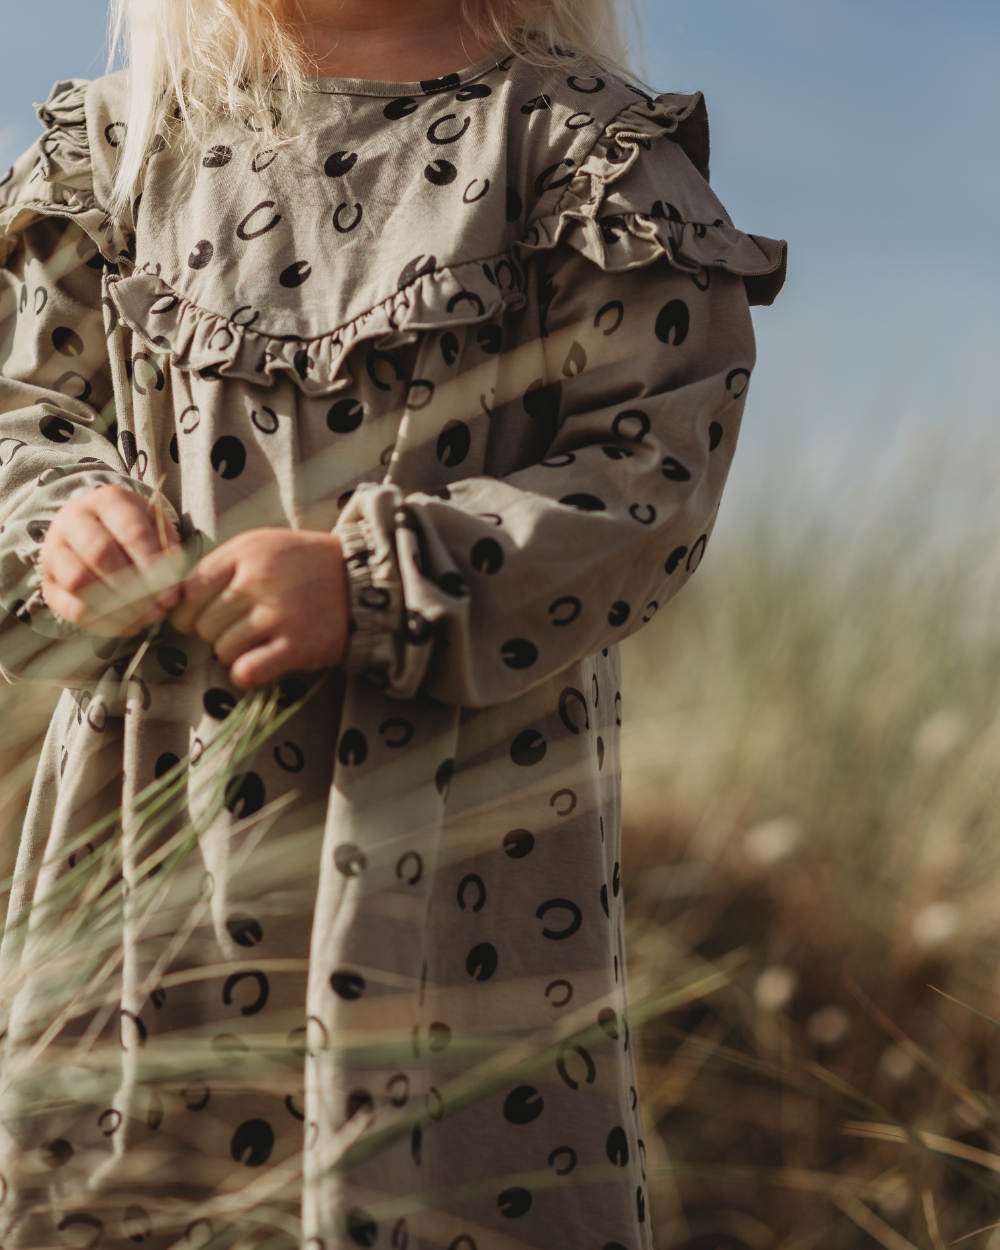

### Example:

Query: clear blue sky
xmin=2 ymin=1 xmax=998 ymax=496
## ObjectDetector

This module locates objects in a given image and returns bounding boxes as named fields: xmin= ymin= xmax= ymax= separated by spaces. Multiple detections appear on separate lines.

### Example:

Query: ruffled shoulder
xmin=0 ymin=78 xmax=128 ymax=266
xmin=518 ymin=92 xmax=787 ymax=307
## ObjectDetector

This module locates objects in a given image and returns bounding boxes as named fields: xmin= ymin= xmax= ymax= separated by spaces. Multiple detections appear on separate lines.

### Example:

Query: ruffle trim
xmin=0 ymin=80 xmax=129 ymax=265
xmin=517 ymin=93 xmax=787 ymax=307
xmin=108 ymin=256 xmax=527 ymax=396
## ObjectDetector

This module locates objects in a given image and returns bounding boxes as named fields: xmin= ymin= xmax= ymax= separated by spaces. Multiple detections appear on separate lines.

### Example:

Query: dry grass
xmin=5 ymin=443 xmax=1000 ymax=1245
xmin=621 ymin=447 xmax=1000 ymax=1249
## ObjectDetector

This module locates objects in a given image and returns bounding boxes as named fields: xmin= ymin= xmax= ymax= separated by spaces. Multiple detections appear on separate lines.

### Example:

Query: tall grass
xmin=620 ymin=440 xmax=1000 ymax=1249
xmin=5 ymin=440 xmax=1000 ymax=1244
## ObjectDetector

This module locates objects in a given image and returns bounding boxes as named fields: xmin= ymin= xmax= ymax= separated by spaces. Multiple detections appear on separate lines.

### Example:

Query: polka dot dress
xmin=0 ymin=48 xmax=784 ymax=1250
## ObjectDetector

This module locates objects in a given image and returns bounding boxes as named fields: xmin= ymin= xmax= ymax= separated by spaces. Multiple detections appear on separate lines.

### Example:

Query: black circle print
xmin=226 ymin=915 xmax=263 ymax=947
xmin=510 ymin=730 xmax=546 ymax=766
xmin=457 ymin=873 xmax=486 ymax=912
xmin=236 ymin=201 xmax=282 ymax=241
xmin=470 ymin=537 xmax=503 ymax=574
xmin=501 ymin=639 xmax=538 ymax=669
xmin=334 ymin=843 xmax=368 ymax=876
xmin=384 ymin=97 xmax=418 ymax=120
xmin=498 ymin=1187 xmax=532 ymax=1219
xmin=427 ymin=114 xmax=471 ymax=144
xmin=466 ymin=942 xmax=498 ymax=981
xmin=223 ymin=971 xmax=269 ymax=1016
xmin=225 ymin=772 xmax=265 ymax=818
xmin=503 ymin=1085 xmax=544 ymax=1124
xmin=334 ymin=203 xmax=363 ymax=233
xmin=503 ymin=829 xmax=534 ymax=858
xmin=661 ymin=456 xmax=691 ymax=482
xmin=202 ymin=145 xmax=232 ymax=168
xmin=424 ymin=160 xmax=458 ymax=186
xmin=204 ymin=688 xmax=237 ymax=719
xmin=328 ymin=398 xmax=364 ymax=433
xmin=607 ymin=1126 xmax=630 ymax=1166
xmin=331 ymin=970 xmax=366 ymax=999
xmin=324 ymin=151 xmax=358 ymax=177
xmin=230 ymin=1119 xmax=274 ymax=1167
xmin=506 ymin=187 xmax=523 ymax=221
xmin=437 ymin=420 xmax=471 ymax=466
xmin=655 ymin=299 xmax=690 ymax=346
xmin=211 ymin=435 xmax=245 ymax=479
xmin=536 ymin=898 xmax=582 ymax=940
xmin=42 ymin=1138 xmax=73 ymax=1168
xmin=709 ymin=421 xmax=724 ymax=450
xmin=347 ymin=1210 xmax=378 ymax=1249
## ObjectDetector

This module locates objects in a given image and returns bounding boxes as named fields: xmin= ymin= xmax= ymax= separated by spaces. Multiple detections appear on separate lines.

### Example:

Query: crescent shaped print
xmin=427 ymin=114 xmax=471 ymax=144
xmin=236 ymin=201 xmax=282 ymax=241
xmin=463 ymin=178 xmax=490 ymax=203
xmin=333 ymin=202 xmax=363 ymax=233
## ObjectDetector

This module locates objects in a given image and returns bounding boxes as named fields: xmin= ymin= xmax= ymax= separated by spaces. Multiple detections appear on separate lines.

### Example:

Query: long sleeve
xmin=0 ymin=87 xmax=174 ymax=685
xmin=337 ymin=241 xmax=757 ymax=708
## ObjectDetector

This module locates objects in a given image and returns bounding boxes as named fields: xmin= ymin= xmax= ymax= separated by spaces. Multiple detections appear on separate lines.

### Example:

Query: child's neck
xmin=285 ymin=0 xmax=496 ymax=82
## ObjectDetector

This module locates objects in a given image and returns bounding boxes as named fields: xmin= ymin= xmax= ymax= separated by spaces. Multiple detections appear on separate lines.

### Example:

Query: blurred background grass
xmin=617 ymin=439 xmax=1000 ymax=1249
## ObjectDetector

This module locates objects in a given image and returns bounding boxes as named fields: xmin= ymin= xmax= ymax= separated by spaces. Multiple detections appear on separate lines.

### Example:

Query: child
xmin=0 ymin=0 xmax=785 ymax=1245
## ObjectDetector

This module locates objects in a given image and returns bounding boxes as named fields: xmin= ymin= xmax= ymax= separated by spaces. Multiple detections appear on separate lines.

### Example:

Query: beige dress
xmin=0 ymin=49 xmax=784 ymax=1250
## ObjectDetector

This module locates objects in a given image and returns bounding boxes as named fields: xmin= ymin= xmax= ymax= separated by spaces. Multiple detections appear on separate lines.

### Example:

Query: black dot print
xmin=598 ymin=1008 xmax=619 ymax=1040
xmin=510 ymin=730 xmax=546 ymax=766
xmin=503 ymin=1086 xmax=544 ymax=1124
xmin=279 ymin=260 xmax=312 ymax=288
xmin=436 ymin=420 xmax=471 ymax=466
xmin=477 ymin=324 xmax=502 ymax=353
xmin=226 ymin=916 xmax=263 ymax=947
xmin=346 ymin=1090 xmax=374 ymax=1120
xmin=324 ymin=151 xmax=358 ymax=177
xmin=661 ymin=457 xmax=691 ymax=482
xmin=328 ymin=398 xmax=364 ymax=433
xmin=210 ymin=435 xmax=245 ymax=479
xmin=224 ymin=772 xmax=265 ymax=818
xmin=503 ymin=829 xmax=534 ymax=858
xmin=156 ymin=645 xmax=188 ymax=678
xmin=276 ymin=676 xmax=307 ymax=707
xmin=709 ymin=421 xmax=724 ymax=449
xmin=384 ymin=97 xmax=418 ymax=121
xmin=457 ymin=82 xmax=492 ymax=100
xmin=230 ymin=1119 xmax=273 ymax=1166
xmin=498 ymin=1187 xmax=532 ymax=1219
xmin=331 ymin=971 xmax=366 ymax=1000
xmin=338 ymin=729 xmax=368 ymax=766
xmin=608 ymin=602 xmax=630 ymax=627
xmin=665 ymin=546 xmax=688 ymax=574
xmin=202 ymin=145 xmax=233 ymax=168
xmin=655 ymin=298 xmax=690 ymax=345
xmin=347 ymin=1209 xmax=378 ymax=1247
xmin=204 ymin=688 xmax=236 ymax=719
xmin=169 ymin=432 xmax=179 ymax=462
xmin=501 ymin=639 xmax=538 ymax=669
xmin=424 ymin=160 xmax=458 ymax=186
xmin=470 ymin=537 xmax=503 ymax=574
xmin=465 ymin=942 xmax=498 ymax=981
xmin=560 ymin=493 xmax=606 ymax=511
xmin=334 ymin=843 xmax=367 ymax=876
xmin=52 ymin=326 xmax=84 ymax=357
xmin=607 ymin=1127 xmax=629 ymax=1166
xmin=40 ymin=415 xmax=75 ymax=443
xmin=421 ymin=73 xmax=461 ymax=94
xmin=434 ymin=758 xmax=454 ymax=798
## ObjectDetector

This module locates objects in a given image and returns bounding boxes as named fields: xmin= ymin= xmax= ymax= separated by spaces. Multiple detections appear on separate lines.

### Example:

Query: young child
xmin=0 ymin=0 xmax=785 ymax=1245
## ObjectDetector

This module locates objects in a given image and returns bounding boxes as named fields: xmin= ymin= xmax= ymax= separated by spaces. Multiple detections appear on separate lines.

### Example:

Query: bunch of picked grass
xmin=621 ymin=439 xmax=1000 ymax=1248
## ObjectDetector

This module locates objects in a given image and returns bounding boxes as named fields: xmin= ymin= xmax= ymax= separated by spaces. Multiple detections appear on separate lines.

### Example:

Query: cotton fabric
xmin=0 ymin=49 xmax=784 ymax=1250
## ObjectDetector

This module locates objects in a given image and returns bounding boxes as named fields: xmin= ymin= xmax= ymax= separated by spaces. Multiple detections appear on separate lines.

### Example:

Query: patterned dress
xmin=0 ymin=48 xmax=784 ymax=1250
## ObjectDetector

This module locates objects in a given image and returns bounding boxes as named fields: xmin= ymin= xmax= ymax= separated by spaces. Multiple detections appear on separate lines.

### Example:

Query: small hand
xmin=40 ymin=485 xmax=182 ymax=636
xmin=171 ymin=528 xmax=351 ymax=689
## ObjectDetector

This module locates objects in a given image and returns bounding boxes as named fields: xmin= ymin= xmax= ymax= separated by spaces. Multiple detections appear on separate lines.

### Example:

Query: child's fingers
xmin=172 ymin=556 xmax=236 ymax=634
xmin=90 ymin=489 xmax=177 ymax=568
xmin=187 ymin=588 xmax=252 ymax=644
xmin=212 ymin=612 xmax=271 ymax=666
xmin=229 ymin=636 xmax=295 ymax=690
xmin=61 ymin=514 xmax=133 ymax=585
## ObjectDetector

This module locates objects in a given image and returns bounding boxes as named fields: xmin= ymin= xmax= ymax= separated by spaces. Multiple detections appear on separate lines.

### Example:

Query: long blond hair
xmin=105 ymin=0 xmax=641 ymax=219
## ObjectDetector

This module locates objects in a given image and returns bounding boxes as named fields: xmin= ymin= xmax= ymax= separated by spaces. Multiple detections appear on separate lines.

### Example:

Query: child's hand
xmin=171 ymin=528 xmax=351 ymax=689
xmin=40 ymin=485 xmax=182 ymax=636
